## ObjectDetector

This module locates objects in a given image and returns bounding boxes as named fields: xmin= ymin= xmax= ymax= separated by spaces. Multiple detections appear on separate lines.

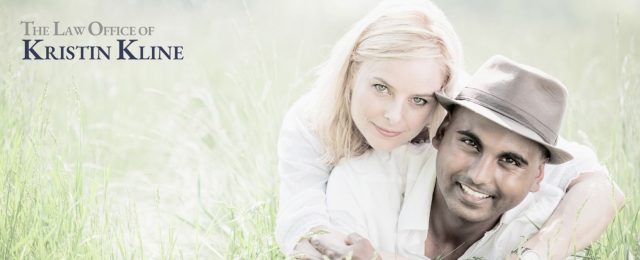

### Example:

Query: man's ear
xmin=432 ymin=114 xmax=451 ymax=150
xmin=529 ymin=163 xmax=545 ymax=192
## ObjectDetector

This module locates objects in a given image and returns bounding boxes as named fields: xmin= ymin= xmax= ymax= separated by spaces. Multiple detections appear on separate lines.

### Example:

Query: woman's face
xmin=350 ymin=59 xmax=446 ymax=151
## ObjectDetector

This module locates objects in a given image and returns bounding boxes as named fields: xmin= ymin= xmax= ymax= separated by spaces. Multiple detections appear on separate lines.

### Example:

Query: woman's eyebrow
xmin=373 ymin=77 xmax=436 ymax=97
xmin=373 ymin=77 xmax=395 ymax=89
xmin=414 ymin=93 xmax=436 ymax=98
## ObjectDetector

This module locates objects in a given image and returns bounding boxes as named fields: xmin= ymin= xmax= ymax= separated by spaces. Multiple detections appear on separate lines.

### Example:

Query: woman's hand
xmin=290 ymin=226 xmax=346 ymax=260
xmin=309 ymin=232 xmax=379 ymax=260
xmin=291 ymin=238 xmax=324 ymax=260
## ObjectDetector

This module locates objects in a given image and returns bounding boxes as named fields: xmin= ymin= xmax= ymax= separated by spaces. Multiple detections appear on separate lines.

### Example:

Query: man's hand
xmin=309 ymin=232 xmax=378 ymax=260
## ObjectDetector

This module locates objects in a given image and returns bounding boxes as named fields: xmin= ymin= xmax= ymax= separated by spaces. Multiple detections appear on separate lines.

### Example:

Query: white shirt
xmin=276 ymin=94 xmax=333 ymax=253
xmin=326 ymin=138 xmax=608 ymax=259
xmin=326 ymin=143 xmax=435 ymax=253
xmin=275 ymin=94 xmax=609 ymax=256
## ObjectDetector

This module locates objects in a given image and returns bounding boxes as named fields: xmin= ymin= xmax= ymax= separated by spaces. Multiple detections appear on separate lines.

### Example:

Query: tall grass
xmin=0 ymin=78 xmax=104 ymax=258
xmin=0 ymin=0 xmax=638 ymax=259
xmin=582 ymin=31 xmax=640 ymax=258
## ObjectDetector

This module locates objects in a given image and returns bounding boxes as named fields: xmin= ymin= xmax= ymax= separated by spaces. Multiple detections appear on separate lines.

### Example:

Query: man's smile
xmin=456 ymin=182 xmax=494 ymax=205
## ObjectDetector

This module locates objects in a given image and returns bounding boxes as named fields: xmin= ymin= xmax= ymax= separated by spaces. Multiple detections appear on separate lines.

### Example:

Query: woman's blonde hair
xmin=307 ymin=0 xmax=464 ymax=165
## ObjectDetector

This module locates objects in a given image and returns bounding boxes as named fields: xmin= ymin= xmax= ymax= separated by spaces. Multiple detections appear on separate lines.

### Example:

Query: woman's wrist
xmin=520 ymin=232 xmax=568 ymax=259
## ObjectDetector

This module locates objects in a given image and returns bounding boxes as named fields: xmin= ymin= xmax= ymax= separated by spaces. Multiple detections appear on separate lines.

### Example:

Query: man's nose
xmin=468 ymin=156 xmax=495 ymax=185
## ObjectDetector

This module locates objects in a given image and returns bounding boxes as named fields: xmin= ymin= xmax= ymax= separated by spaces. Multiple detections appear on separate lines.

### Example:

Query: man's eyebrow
xmin=500 ymin=152 xmax=530 ymax=166
xmin=456 ymin=130 xmax=482 ymax=148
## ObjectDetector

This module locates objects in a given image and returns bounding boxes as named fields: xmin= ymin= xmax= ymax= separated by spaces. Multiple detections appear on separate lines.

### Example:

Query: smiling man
xmin=421 ymin=55 xmax=576 ymax=259
xmin=311 ymin=55 xmax=618 ymax=259
xmin=426 ymin=106 xmax=554 ymax=258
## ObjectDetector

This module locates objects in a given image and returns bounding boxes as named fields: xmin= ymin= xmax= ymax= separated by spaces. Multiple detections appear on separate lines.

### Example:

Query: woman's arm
xmin=512 ymin=139 xmax=625 ymax=259
xmin=276 ymin=96 xmax=334 ymax=254
xmin=517 ymin=171 xmax=624 ymax=259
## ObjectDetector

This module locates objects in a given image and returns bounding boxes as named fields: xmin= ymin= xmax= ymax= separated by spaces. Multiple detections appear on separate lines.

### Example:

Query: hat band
xmin=456 ymin=88 xmax=558 ymax=145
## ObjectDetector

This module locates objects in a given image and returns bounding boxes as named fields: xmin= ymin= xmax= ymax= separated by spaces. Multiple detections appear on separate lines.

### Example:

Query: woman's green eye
xmin=413 ymin=97 xmax=427 ymax=106
xmin=373 ymin=84 xmax=388 ymax=93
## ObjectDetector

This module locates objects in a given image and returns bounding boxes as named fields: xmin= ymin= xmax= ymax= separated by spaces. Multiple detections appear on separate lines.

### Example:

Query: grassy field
xmin=1 ymin=0 xmax=639 ymax=259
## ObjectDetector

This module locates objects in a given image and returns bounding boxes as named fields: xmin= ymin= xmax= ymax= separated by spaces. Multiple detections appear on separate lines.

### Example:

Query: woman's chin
xmin=367 ymin=139 xmax=405 ymax=152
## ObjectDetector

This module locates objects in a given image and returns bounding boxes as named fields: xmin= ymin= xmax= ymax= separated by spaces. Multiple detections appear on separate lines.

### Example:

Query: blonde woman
xmin=276 ymin=1 xmax=624 ymax=258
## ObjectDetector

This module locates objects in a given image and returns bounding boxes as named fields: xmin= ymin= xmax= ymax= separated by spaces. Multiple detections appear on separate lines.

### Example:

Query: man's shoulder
xmin=545 ymin=137 xmax=605 ymax=175
xmin=556 ymin=137 xmax=598 ymax=160
xmin=504 ymin=183 xmax=564 ymax=223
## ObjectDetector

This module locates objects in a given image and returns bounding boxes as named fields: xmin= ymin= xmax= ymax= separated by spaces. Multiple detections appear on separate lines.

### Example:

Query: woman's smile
xmin=372 ymin=122 xmax=403 ymax=137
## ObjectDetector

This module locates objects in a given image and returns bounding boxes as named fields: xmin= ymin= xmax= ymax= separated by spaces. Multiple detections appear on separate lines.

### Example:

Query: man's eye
xmin=500 ymin=157 xmax=521 ymax=167
xmin=461 ymin=138 xmax=479 ymax=150
xmin=412 ymin=97 xmax=427 ymax=106
xmin=373 ymin=84 xmax=389 ymax=94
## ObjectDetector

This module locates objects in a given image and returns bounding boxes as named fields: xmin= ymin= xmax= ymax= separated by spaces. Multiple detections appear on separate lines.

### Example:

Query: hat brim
xmin=435 ymin=91 xmax=573 ymax=164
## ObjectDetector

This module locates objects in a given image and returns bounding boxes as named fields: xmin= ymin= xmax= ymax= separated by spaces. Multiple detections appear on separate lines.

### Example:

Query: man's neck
xmin=424 ymin=186 xmax=501 ymax=259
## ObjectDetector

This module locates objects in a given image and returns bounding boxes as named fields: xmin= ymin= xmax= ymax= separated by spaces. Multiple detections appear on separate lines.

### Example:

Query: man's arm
xmin=516 ymin=171 xmax=625 ymax=259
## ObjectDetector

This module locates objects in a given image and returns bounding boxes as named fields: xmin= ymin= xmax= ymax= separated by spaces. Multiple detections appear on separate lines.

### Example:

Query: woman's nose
xmin=384 ymin=100 xmax=403 ymax=124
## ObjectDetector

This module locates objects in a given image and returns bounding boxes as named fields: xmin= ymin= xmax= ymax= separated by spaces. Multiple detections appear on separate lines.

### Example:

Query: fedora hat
xmin=435 ymin=55 xmax=573 ymax=164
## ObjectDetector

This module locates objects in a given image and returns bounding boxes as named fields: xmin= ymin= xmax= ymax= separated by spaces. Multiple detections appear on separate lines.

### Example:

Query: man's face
xmin=432 ymin=107 xmax=546 ymax=223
